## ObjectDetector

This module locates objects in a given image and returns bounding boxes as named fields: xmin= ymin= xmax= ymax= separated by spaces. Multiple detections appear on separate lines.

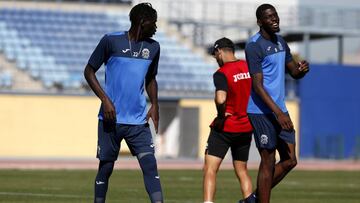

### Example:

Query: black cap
xmin=211 ymin=37 xmax=235 ymax=55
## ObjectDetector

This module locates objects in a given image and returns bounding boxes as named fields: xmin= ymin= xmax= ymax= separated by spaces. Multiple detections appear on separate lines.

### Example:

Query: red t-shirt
xmin=211 ymin=60 xmax=253 ymax=133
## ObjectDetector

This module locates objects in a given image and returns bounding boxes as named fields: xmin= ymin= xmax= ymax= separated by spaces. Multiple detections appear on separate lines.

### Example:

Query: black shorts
xmin=205 ymin=129 xmax=252 ymax=161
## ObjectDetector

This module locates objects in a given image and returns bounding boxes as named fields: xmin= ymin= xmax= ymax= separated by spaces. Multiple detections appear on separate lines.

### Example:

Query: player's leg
xmin=137 ymin=151 xmax=163 ymax=203
xmin=231 ymin=132 xmax=253 ymax=200
xmin=203 ymin=129 xmax=231 ymax=203
xmin=94 ymin=120 xmax=123 ymax=203
xmin=247 ymin=114 xmax=278 ymax=203
xmin=271 ymin=131 xmax=297 ymax=188
xmin=94 ymin=161 xmax=115 ymax=203
xmin=203 ymin=154 xmax=223 ymax=202
xmin=125 ymin=124 xmax=163 ymax=203
xmin=233 ymin=161 xmax=252 ymax=200
xmin=257 ymin=148 xmax=276 ymax=203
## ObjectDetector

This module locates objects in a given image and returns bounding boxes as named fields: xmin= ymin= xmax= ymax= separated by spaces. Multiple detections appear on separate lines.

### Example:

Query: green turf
xmin=0 ymin=169 xmax=359 ymax=203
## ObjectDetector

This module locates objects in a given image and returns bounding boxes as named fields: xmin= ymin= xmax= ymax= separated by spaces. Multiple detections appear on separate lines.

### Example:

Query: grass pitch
xmin=0 ymin=169 xmax=359 ymax=203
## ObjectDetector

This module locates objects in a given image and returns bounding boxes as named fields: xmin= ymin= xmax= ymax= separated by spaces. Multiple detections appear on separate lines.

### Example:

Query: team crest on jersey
xmin=260 ymin=134 xmax=268 ymax=145
xmin=277 ymin=41 xmax=283 ymax=51
xmin=142 ymin=48 xmax=150 ymax=59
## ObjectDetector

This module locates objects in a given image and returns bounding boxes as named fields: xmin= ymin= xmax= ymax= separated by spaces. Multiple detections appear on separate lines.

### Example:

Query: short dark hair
xmin=212 ymin=37 xmax=235 ymax=55
xmin=256 ymin=4 xmax=276 ymax=19
xmin=129 ymin=2 xmax=157 ymax=25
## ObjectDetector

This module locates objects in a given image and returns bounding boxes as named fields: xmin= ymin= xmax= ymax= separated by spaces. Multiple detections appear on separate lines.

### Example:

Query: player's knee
xmin=260 ymin=158 xmax=275 ymax=175
xmin=101 ymin=161 xmax=115 ymax=177
xmin=289 ymin=157 xmax=297 ymax=169
xmin=203 ymin=165 xmax=217 ymax=177
xmin=260 ymin=149 xmax=275 ymax=162
xmin=281 ymin=157 xmax=297 ymax=170
xmin=96 ymin=161 xmax=114 ymax=181
xmin=138 ymin=152 xmax=158 ymax=174
xmin=262 ymin=156 xmax=275 ymax=167
xmin=203 ymin=160 xmax=220 ymax=176
xmin=238 ymin=170 xmax=251 ymax=181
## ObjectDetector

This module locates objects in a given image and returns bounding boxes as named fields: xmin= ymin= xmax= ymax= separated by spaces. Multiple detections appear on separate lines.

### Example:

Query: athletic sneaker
xmin=238 ymin=192 xmax=257 ymax=203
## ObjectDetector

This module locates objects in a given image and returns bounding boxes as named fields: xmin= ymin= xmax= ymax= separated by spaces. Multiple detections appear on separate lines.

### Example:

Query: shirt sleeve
xmin=87 ymin=35 xmax=110 ymax=71
xmin=213 ymin=72 xmax=228 ymax=92
xmin=245 ymin=42 xmax=263 ymax=74
xmin=284 ymin=41 xmax=293 ymax=63
xmin=145 ymin=46 xmax=160 ymax=83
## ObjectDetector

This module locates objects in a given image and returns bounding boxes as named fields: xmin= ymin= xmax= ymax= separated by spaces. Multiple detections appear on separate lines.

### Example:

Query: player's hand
xmin=102 ymin=97 xmax=116 ymax=122
xmin=276 ymin=112 xmax=294 ymax=131
xmin=213 ymin=117 xmax=225 ymax=132
xmin=146 ymin=104 xmax=159 ymax=133
xmin=298 ymin=60 xmax=309 ymax=73
xmin=213 ymin=114 xmax=230 ymax=132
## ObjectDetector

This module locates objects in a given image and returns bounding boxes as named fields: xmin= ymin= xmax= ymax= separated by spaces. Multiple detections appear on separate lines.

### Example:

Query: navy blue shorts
xmin=96 ymin=120 xmax=154 ymax=161
xmin=248 ymin=113 xmax=295 ymax=150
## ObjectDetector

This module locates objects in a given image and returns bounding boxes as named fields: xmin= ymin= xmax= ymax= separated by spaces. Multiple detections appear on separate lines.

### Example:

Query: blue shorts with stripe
xmin=247 ymin=113 xmax=295 ymax=150
xmin=96 ymin=120 xmax=154 ymax=161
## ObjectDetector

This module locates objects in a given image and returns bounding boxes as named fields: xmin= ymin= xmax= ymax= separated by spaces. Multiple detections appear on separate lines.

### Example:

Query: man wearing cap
xmin=203 ymin=37 xmax=255 ymax=203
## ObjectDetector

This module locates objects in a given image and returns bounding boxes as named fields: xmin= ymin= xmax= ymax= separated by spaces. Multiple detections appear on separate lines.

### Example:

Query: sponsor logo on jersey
xmin=233 ymin=72 xmax=251 ymax=82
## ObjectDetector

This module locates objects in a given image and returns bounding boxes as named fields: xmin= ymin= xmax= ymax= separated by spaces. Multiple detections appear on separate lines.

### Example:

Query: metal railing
xmin=136 ymin=0 xmax=360 ymax=46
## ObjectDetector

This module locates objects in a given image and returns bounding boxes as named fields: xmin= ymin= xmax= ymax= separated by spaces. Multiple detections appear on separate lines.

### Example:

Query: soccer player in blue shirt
xmin=84 ymin=3 xmax=163 ymax=203
xmin=244 ymin=4 xmax=309 ymax=203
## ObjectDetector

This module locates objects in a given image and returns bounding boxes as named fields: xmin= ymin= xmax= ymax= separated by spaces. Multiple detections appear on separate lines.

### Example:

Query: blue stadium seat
xmin=0 ymin=71 xmax=13 ymax=88
xmin=0 ymin=8 xmax=215 ymax=95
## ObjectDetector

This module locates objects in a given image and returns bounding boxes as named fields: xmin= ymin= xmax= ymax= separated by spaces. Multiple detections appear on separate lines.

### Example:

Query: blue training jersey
xmin=88 ymin=31 xmax=160 ymax=124
xmin=245 ymin=32 xmax=292 ymax=114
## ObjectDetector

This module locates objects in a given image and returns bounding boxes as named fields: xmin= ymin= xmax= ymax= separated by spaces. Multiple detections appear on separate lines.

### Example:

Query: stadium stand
xmin=0 ymin=7 xmax=215 ymax=97
xmin=0 ymin=71 xmax=13 ymax=89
